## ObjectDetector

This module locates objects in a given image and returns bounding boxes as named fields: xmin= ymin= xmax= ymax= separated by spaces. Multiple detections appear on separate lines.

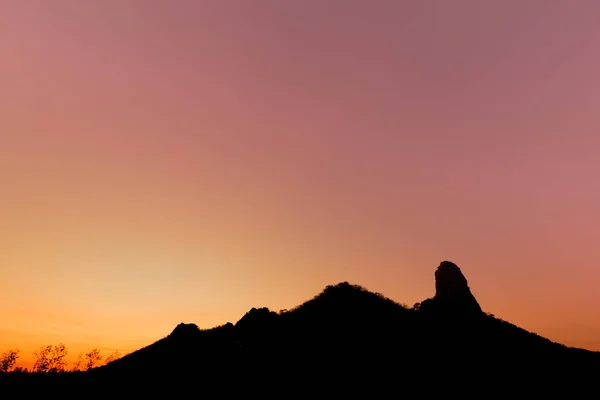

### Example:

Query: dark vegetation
xmin=1 ymin=261 xmax=598 ymax=393
xmin=0 ymin=345 xmax=122 ymax=373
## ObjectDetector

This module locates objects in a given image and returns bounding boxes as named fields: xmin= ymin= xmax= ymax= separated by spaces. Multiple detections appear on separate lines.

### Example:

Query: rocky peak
xmin=434 ymin=261 xmax=482 ymax=314
xmin=416 ymin=261 xmax=483 ymax=318
xmin=435 ymin=261 xmax=470 ymax=297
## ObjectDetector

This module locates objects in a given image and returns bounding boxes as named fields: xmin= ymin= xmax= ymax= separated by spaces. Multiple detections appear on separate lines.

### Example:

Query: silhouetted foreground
xmin=2 ymin=261 xmax=598 ymax=393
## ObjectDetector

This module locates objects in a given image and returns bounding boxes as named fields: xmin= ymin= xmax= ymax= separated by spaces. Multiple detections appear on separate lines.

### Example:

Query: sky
xmin=1 ymin=0 xmax=600 ymax=368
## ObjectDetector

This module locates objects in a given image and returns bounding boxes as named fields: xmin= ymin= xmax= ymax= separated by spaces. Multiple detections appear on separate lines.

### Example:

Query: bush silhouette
xmin=0 ymin=350 xmax=19 ymax=372
xmin=32 ymin=344 xmax=68 ymax=373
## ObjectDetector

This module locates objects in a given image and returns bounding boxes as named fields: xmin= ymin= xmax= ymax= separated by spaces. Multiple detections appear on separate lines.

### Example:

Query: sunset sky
xmin=2 ymin=0 xmax=600 ymax=368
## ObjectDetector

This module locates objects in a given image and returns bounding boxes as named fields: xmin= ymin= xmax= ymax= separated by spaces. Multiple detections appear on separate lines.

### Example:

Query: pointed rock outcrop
xmin=417 ymin=261 xmax=483 ymax=318
xmin=435 ymin=261 xmax=482 ymax=311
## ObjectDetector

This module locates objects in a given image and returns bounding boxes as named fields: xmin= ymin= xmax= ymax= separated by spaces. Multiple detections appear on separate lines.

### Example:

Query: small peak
xmin=235 ymin=307 xmax=278 ymax=329
xmin=307 ymin=282 xmax=372 ymax=307
xmin=323 ymin=281 xmax=365 ymax=294
xmin=170 ymin=323 xmax=199 ymax=337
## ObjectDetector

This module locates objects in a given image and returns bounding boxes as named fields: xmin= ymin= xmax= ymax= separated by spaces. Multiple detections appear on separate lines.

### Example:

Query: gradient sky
xmin=2 ymin=0 xmax=600 ymax=368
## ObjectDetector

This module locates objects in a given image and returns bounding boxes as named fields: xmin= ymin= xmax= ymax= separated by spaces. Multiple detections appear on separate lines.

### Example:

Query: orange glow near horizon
xmin=2 ymin=0 xmax=600 ymax=369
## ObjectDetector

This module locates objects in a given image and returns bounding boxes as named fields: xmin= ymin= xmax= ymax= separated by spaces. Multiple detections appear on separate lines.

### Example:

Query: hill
xmin=2 ymin=261 xmax=598 ymax=392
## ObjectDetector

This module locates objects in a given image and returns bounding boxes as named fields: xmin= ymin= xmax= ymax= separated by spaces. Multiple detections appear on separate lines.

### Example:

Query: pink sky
xmin=1 ymin=0 xmax=600 ymax=367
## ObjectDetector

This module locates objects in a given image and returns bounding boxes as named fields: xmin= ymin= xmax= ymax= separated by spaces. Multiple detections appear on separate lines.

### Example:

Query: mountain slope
xmin=90 ymin=261 xmax=598 ymax=390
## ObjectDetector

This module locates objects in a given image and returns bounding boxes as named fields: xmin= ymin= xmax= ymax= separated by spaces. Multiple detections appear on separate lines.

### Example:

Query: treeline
xmin=0 ymin=344 xmax=125 ymax=373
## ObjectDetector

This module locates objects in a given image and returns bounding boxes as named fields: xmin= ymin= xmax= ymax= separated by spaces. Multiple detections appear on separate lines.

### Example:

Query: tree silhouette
xmin=103 ymin=350 xmax=122 ymax=365
xmin=84 ymin=349 xmax=102 ymax=370
xmin=33 ymin=344 xmax=68 ymax=373
xmin=71 ymin=349 xmax=109 ymax=371
xmin=0 ymin=349 xmax=19 ymax=372
xmin=71 ymin=352 xmax=85 ymax=372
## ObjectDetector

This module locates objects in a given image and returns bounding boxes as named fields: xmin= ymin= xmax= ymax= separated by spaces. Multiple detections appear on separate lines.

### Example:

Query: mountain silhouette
xmin=2 ymin=261 xmax=598 ymax=393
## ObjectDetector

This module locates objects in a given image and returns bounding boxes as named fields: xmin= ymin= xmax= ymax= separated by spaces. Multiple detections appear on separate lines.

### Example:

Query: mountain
xmin=3 ymin=261 xmax=599 ymax=392
xmin=86 ymin=261 xmax=598 ymax=391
